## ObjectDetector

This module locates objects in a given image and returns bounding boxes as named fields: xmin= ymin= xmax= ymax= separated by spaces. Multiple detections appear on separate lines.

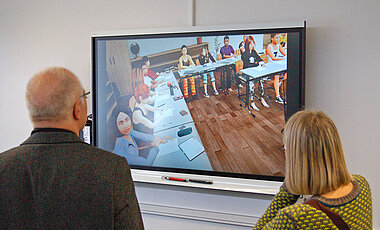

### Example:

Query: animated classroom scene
xmin=96 ymin=33 xmax=288 ymax=177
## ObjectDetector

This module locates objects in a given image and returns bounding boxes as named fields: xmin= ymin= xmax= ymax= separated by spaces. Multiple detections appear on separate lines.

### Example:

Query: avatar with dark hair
xmin=220 ymin=35 xmax=236 ymax=60
xmin=178 ymin=45 xmax=197 ymax=100
xmin=113 ymin=112 xmax=172 ymax=166
xmin=239 ymin=35 xmax=248 ymax=54
xmin=141 ymin=56 xmax=161 ymax=91
xmin=241 ymin=36 xmax=269 ymax=111
xmin=141 ymin=56 xmax=158 ymax=80
xmin=220 ymin=35 xmax=237 ymax=91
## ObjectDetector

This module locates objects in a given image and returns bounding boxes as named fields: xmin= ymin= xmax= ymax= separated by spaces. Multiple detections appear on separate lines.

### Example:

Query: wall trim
xmin=140 ymin=202 xmax=259 ymax=227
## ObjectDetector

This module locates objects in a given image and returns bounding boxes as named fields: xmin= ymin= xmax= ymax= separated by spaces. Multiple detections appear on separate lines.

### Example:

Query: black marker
xmin=188 ymin=179 xmax=213 ymax=185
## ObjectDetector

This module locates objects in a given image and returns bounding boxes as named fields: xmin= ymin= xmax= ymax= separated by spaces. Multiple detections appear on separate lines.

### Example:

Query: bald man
xmin=0 ymin=67 xmax=144 ymax=229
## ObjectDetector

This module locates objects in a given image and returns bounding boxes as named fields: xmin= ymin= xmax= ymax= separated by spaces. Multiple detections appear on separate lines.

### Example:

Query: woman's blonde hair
xmin=284 ymin=110 xmax=352 ymax=195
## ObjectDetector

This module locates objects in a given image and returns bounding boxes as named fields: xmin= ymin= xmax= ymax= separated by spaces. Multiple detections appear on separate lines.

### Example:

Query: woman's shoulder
xmin=279 ymin=204 xmax=339 ymax=229
xmin=281 ymin=203 xmax=318 ymax=215
xmin=280 ymin=203 xmax=329 ymax=223
xmin=134 ymin=103 xmax=144 ymax=112
xmin=276 ymin=204 xmax=322 ymax=223
xmin=266 ymin=43 xmax=273 ymax=51
xmin=352 ymin=174 xmax=371 ymax=195
xmin=115 ymin=136 xmax=125 ymax=144
xmin=352 ymin=174 xmax=369 ymax=185
xmin=114 ymin=137 xmax=126 ymax=149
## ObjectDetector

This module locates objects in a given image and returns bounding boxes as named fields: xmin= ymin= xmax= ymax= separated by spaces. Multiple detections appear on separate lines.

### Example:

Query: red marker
xmin=164 ymin=176 xmax=188 ymax=182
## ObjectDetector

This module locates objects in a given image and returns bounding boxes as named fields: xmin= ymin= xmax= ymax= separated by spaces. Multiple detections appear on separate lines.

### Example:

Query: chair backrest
xmin=235 ymin=59 xmax=244 ymax=73
xmin=195 ymin=58 xmax=200 ymax=66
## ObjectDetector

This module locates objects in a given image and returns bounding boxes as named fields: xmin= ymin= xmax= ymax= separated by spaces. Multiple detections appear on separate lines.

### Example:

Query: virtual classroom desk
xmin=177 ymin=56 xmax=241 ymax=93
xmin=239 ymin=60 xmax=287 ymax=109
xmin=152 ymin=72 xmax=213 ymax=171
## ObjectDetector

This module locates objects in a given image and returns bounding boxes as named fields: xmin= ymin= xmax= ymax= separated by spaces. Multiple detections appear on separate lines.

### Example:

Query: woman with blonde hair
xmin=253 ymin=110 xmax=372 ymax=230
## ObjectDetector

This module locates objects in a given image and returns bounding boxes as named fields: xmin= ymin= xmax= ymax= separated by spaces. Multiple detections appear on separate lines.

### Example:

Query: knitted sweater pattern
xmin=253 ymin=175 xmax=372 ymax=230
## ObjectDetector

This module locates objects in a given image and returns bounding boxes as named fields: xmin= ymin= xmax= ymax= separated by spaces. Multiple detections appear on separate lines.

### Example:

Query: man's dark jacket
xmin=0 ymin=129 xmax=144 ymax=229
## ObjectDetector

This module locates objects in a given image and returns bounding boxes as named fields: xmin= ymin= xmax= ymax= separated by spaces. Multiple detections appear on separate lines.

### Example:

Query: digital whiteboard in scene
xmin=92 ymin=21 xmax=306 ymax=194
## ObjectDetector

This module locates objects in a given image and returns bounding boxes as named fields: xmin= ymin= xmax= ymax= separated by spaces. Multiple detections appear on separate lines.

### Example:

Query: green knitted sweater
xmin=253 ymin=175 xmax=372 ymax=229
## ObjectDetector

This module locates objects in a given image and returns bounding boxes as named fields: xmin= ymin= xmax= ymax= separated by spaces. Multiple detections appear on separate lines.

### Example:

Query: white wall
xmin=0 ymin=0 xmax=379 ymax=229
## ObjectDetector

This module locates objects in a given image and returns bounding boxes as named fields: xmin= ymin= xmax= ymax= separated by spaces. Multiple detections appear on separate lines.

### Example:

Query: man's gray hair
xmin=25 ymin=67 xmax=84 ymax=122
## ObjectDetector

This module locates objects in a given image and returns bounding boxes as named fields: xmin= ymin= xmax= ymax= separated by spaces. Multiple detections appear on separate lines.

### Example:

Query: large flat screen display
xmin=92 ymin=22 xmax=305 ymax=190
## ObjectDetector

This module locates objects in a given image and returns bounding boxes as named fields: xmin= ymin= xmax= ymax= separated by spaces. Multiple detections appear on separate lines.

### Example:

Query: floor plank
xmin=187 ymin=77 xmax=286 ymax=177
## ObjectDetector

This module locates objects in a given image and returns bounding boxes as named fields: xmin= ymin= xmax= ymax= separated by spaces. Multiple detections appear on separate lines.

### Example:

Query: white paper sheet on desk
xmin=157 ymin=88 xmax=170 ymax=95
xmin=155 ymin=85 xmax=169 ymax=93
xmin=156 ymin=108 xmax=173 ymax=119
xmin=155 ymin=94 xmax=171 ymax=102
xmin=179 ymin=137 xmax=205 ymax=161
xmin=157 ymin=82 xmax=167 ymax=88
xmin=163 ymin=75 xmax=172 ymax=81
xmin=159 ymin=138 xmax=179 ymax=156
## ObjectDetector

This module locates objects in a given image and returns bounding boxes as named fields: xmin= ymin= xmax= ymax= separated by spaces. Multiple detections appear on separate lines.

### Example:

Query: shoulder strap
xmin=305 ymin=199 xmax=350 ymax=230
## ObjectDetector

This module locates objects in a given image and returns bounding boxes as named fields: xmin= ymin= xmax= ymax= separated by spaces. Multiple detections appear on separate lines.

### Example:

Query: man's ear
xmin=73 ymin=100 xmax=82 ymax=120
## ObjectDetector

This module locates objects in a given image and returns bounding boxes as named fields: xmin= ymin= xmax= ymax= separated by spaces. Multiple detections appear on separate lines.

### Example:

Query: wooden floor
xmin=186 ymin=76 xmax=285 ymax=177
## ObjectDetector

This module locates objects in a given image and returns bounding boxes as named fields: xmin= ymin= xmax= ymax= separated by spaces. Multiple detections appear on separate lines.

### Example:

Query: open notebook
xmin=178 ymin=137 xmax=205 ymax=161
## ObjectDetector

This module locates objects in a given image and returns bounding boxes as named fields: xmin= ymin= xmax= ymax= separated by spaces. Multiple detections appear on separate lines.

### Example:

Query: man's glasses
xmin=78 ymin=91 xmax=90 ymax=100
xmin=73 ymin=91 xmax=90 ymax=113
